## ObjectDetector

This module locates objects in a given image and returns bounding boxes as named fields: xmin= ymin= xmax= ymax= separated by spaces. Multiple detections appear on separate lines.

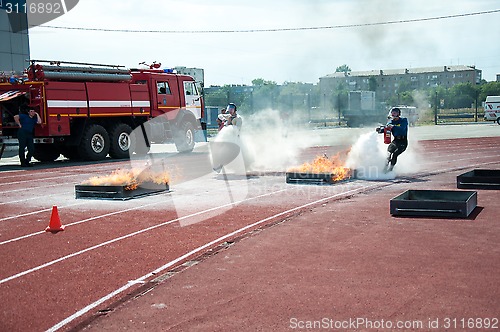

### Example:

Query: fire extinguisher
xmin=383 ymin=126 xmax=392 ymax=144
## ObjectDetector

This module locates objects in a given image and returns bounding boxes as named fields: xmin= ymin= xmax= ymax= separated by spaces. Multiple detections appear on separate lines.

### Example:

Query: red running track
xmin=0 ymin=136 xmax=499 ymax=331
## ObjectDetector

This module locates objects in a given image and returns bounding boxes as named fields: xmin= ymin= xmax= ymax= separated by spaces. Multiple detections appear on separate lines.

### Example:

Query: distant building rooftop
xmin=321 ymin=65 xmax=478 ymax=79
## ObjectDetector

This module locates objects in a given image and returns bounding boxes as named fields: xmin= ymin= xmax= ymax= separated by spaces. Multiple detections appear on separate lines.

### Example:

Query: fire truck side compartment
xmin=44 ymin=81 xmax=87 ymax=136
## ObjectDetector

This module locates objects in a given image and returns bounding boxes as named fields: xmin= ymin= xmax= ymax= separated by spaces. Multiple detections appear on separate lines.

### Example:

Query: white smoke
xmin=211 ymin=125 xmax=248 ymax=174
xmin=211 ymin=111 xmax=421 ymax=178
xmin=345 ymin=131 xmax=395 ymax=180
xmin=237 ymin=109 xmax=321 ymax=172
xmin=345 ymin=130 xmax=421 ymax=180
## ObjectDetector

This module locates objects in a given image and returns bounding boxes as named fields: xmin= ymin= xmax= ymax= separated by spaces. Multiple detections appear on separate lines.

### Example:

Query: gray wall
xmin=0 ymin=11 xmax=30 ymax=74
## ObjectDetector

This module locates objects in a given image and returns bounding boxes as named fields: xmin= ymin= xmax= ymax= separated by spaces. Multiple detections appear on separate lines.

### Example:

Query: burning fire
xmin=82 ymin=168 xmax=170 ymax=190
xmin=287 ymin=154 xmax=352 ymax=181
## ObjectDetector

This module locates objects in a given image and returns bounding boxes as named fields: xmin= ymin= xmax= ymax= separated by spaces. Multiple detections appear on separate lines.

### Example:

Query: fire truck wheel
xmin=33 ymin=144 xmax=61 ymax=162
xmin=175 ymin=121 xmax=195 ymax=153
xmin=79 ymin=124 xmax=110 ymax=161
xmin=109 ymin=123 xmax=132 ymax=159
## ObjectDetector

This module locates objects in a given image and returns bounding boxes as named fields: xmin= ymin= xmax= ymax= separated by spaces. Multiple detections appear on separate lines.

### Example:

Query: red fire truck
xmin=0 ymin=60 xmax=205 ymax=161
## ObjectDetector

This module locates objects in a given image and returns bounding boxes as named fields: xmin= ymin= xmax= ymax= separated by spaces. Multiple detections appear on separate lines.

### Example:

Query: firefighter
xmin=226 ymin=103 xmax=242 ymax=130
xmin=14 ymin=108 xmax=42 ymax=167
xmin=211 ymin=103 xmax=243 ymax=173
xmin=225 ymin=103 xmax=242 ymax=133
xmin=385 ymin=107 xmax=408 ymax=172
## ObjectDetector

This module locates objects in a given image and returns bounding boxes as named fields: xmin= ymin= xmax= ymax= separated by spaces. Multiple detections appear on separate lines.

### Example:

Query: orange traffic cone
xmin=45 ymin=205 xmax=65 ymax=233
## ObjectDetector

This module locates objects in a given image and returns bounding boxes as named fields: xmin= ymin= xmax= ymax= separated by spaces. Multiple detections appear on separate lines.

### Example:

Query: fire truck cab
xmin=0 ymin=60 xmax=205 ymax=161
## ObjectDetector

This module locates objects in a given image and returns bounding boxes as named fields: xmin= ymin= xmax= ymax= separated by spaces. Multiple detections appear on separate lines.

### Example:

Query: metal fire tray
xmin=457 ymin=169 xmax=500 ymax=190
xmin=75 ymin=182 xmax=169 ymax=200
xmin=390 ymin=190 xmax=477 ymax=218
xmin=285 ymin=172 xmax=352 ymax=185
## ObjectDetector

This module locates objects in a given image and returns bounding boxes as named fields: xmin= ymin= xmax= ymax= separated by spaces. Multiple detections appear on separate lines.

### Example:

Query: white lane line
xmin=410 ymin=160 xmax=499 ymax=178
xmin=419 ymin=145 xmax=498 ymax=155
xmin=0 ymin=181 xmax=78 ymax=194
xmin=46 ymin=183 xmax=380 ymax=332
xmin=0 ymin=199 xmax=167 ymax=245
xmin=419 ymin=155 xmax=500 ymax=166
xmin=0 ymin=202 xmax=86 ymax=222
xmin=0 ymin=173 xmax=82 ymax=187
xmin=1 ymin=174 xmax=270 ymax=244
xmin=0 ymin=163 xmax=127 ymax=180
xmin=0 ymin=191 xmax=72 ymax=206
xmin=0 ymin=187 xmax=293 ymax=282
xmin=0 ymin=174 xmax=278 ymax=244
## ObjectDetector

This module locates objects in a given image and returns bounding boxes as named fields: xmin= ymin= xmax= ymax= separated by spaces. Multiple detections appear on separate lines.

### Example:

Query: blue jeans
xmin=18 ymin=129 xmax=34 ymax=164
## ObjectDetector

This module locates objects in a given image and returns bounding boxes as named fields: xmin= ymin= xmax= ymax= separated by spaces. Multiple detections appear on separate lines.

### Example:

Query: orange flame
xmin=82 ymin=168 xmax=170 ymax=190
xmin=287 ymin=153 xmax=352 ymax=181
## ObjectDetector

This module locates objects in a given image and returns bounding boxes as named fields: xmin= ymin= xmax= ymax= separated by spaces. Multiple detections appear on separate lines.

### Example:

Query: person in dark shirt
xmin=385 ymin=107 xmax=408 ymax=172
xmin=14 ymin=109 xmax=41 ymax=167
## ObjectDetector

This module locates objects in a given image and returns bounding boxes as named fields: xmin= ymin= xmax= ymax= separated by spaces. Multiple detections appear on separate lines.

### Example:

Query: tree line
xmin=204 ymin=72 xmax=500 ymax=115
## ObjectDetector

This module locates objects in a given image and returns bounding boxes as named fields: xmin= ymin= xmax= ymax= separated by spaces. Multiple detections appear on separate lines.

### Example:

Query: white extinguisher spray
xmin=384 ymin=126 xmax=392 ymax=144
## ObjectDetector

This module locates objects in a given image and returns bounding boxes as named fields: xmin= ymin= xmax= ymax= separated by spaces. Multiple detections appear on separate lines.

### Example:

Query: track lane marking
xmin=0 ymin=191 xmax=73 ymax=206
xmin=0 ymin=163 xmax=129 ymax=180
xmin=45 ymin=158 xmax=500 ymax=331
xmin=45 ymin=183 xmax=381 ymax=332
xmin=0 ymin=199 xmax=168 ymax=245
xmin=0 ymin=187 xmax=295 ymax=281
xmin=0 ymin=181 xmax=80 ymax=194
xmin=0 ymin=202 xmax=86 ymax=222
xmin=0 ymin=173 xmax=85 ymax=187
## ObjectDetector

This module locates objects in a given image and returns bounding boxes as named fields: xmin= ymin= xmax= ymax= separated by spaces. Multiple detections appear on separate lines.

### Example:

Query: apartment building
xmin=319 ymin=65 xmax=482 ymax=101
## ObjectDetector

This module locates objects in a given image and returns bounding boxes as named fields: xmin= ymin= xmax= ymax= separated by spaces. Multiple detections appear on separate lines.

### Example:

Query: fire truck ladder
xmin=29 ymin=60 xmax=132 ymax=82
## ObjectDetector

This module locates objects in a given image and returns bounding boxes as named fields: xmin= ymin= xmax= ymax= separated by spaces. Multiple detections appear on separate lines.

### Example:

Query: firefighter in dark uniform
xmin=385 ymin=107 xmax=408 ymax=172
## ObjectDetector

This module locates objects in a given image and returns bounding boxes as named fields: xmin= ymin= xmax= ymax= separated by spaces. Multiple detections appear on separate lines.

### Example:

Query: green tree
xmin=204 ymin=86 xmax=230 ymax=106
xmin=448 ymin=82 xmax=478 ymax=108
xmin=335 ymin=64 xmax=351 ymax=74
xmin=368 ymin=76 xmax=378 ymax=91
xmin=278 ymin=82 xmax=317 ymax=116
xmin=479 ymin=81 xmax=500 ymax=101
xmin=250 ymin=79 xmax=279 ymax=111
xmin=251 ymin=78 xmax=277 ymax=86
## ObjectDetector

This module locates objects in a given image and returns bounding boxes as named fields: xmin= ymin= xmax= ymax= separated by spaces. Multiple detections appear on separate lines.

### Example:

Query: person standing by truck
xmin=14 ymin=108 xmax=41 ymax=167
xmin=385 ymin=107 xmax=408 ymax=172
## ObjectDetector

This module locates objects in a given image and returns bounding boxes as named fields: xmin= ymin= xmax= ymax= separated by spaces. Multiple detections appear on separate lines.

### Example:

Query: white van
xmin=484 ymin=96 xmax=500 ymax=125
xmin=388 ymin=106 xmax=419 ymax=126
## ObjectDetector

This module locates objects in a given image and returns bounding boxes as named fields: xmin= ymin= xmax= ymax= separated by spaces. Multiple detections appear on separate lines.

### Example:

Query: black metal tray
xmin=457 ymin=169 xmax=500 ymax=190
xmin=390 ymin=190 xmax=477 ymax=218
xmin=285 ymin=171 xmax=353 ymax=185
xmin=75 ymin=182 xmax=169 ymax=200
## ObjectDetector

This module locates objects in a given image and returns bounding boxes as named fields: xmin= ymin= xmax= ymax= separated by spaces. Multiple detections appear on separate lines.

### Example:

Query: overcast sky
xmin=28 ymin=0 xmax=500 ymax=86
